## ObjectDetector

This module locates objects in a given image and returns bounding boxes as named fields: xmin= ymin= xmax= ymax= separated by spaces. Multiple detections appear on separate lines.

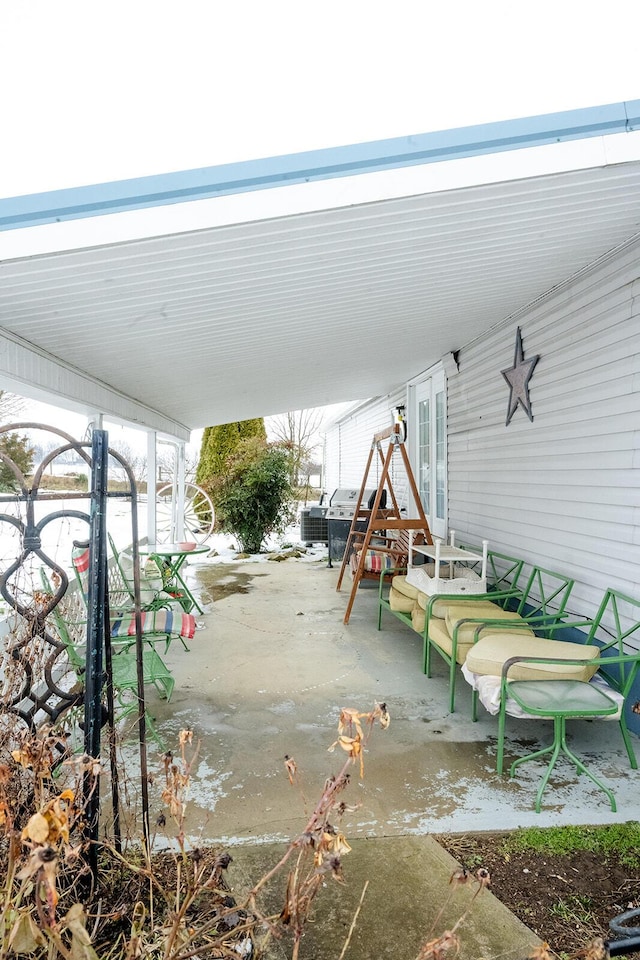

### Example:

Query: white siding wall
xmin=324 ymin=390 xmax=410 ymax=506
xmin=447 ymin=238 xmax=640 ymax=621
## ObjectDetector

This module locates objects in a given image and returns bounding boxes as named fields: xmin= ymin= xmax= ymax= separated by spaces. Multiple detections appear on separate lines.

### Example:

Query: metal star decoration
xmin=501 ymin=327 xmax=540 ymax=425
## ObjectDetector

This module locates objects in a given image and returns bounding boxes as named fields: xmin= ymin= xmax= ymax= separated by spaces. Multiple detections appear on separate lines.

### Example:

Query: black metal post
xmin=84 ymin=429 xmax=109 ymax=877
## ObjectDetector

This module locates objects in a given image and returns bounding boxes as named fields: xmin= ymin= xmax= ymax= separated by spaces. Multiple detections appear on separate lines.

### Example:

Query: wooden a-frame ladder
xmin=336 ymin=424 xmax=433 ymax=624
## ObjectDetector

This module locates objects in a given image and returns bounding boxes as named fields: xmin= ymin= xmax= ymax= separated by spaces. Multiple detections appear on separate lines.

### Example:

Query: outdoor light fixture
xmin=395 ymin=405 xmax=407 ymax=441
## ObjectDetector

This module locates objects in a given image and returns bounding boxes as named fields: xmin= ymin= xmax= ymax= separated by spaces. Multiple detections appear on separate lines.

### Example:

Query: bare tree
xmin=109 ymin=439 xmax=148 ymax=485
xmin=0 ymin=390 xmax=25 ymax=424
xmin=267 ymin=408 xmax=324 ymax=487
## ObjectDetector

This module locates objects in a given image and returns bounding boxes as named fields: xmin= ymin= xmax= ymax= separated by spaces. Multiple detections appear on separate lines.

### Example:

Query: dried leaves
xmin=15 ymin=787 xmax=82 ymax=926
xmin=328 ymin=702 xmax=390 ymax=778
xmin=270 ymin=703 xmax=392 ymax=952
xmin=159 ymin=730 xmax=198 ymax=823
xmin=22 ymin=790 xmax=75 ymax=846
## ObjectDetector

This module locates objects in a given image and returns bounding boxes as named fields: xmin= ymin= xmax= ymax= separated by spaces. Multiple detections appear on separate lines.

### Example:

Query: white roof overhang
xmin=1 ymin=101 xmax=640 ymax=439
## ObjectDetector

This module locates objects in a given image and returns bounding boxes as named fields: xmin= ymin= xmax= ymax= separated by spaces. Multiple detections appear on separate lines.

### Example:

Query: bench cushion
xmin=353 ymin=550 xmax=396 ymax=574
xmin=415 ymin=591 xmax=457 ymax=618
xmin=465 ymin=634 xmax=601 ymax=681
xmin=110 ymin=608 xmax=196 ymax=641
xmin=391 ymin=575 xmax=420 ymax=600
xmin=428 ymin=616 xmax=474 ymax=664
xmin=388 ymin=586 xmax=416 ymax=614
xmin=445 ymin=602 xmax=534 ymax=645
xmin=411 ymin=602 xmax=448 ymax=637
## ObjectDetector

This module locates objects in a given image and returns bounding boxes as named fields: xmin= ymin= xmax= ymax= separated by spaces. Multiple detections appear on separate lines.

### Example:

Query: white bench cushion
xmin=415 ymin=591 xmax=457 ymax=618
xmin=427 ymin=615 xmax=474 ymax=664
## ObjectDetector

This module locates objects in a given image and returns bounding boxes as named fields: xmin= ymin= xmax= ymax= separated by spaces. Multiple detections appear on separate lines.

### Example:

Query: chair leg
xmin=511 ymin=725 xmax=561 ymax=814
xmin=117 ymin=696 xmax=166 ymax=749
xmin=559 ymin=721 xmax=616 ymax=812
xmin=511 ymin=716 xmax=617 ymax=813
xmin=618 ymin=717 xmax=638 ymax=769
xmin=448 ymin=658 xmax=457 ymax=714
xmin=423 ymin=631 xmax=431 ymax=677
xmin=471 ymin=688 xmax=479 ymax=723
xmin=153 ymin=674 xmax=175 ymax=702
xmin=497 ymin=704 xmax=506 ymax=774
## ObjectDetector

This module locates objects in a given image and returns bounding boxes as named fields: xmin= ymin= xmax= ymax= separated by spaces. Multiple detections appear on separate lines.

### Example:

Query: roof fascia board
xmin=0 ymin=331 xmax=191 ymax=441
xmin=1 ymin=99 xmax=639 ymax=232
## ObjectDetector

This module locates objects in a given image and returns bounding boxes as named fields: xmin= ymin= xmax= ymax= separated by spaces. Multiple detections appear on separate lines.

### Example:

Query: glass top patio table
xmin=138 ymin=542 xmax=210 ymax=614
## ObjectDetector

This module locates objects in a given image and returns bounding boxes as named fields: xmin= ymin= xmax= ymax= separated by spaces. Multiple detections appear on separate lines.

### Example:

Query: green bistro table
xmin=139 ymin=542 xmax=210 ymax=615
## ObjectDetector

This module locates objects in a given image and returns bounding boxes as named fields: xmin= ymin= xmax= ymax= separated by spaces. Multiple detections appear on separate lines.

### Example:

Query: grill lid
xmin=327 ymin=488 xmax=378 ymax=519
xmin=329 ymin=488 xmax=370 ymax=506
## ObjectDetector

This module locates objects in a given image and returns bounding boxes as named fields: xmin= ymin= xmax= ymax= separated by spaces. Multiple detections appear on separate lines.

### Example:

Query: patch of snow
xmin=191 ymin=511 xmax=328 ymax=566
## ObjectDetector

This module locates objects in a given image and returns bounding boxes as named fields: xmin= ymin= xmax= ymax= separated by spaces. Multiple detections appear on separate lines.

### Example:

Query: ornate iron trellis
xmin=0 ymin=423 xmax=152 ymax=873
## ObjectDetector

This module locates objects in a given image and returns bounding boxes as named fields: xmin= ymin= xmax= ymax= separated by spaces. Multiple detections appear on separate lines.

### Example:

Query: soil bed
xmin=436 ymin=829 xmax=640 ymax=957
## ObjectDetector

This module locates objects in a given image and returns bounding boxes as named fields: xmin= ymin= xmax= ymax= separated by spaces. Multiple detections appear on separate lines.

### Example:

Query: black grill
xmin=327 ymin=517 xmax=368 ymax=564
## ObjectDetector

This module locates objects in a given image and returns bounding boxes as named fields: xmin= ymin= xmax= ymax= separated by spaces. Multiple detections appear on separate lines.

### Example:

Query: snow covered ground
xmin=0 ymin=496 xmax=328 ymax=621
xmin=198 ymin=506 xmax=328 ymax=565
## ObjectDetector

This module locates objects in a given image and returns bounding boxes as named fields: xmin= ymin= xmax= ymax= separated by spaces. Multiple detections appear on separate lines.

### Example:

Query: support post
xmin=84 ymin=428 xmax=109 ymax=877
xmin=176 ymin=441 xmax=186 ymax=540
xmin=146 ymin=430 xmax=157 ymax=543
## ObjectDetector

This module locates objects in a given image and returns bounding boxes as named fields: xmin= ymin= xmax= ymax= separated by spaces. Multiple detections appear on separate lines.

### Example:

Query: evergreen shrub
xmin=0 ymin=431 xmax=34 ymax=492
xmin=206 ymin=437 xmax=294 ymax=553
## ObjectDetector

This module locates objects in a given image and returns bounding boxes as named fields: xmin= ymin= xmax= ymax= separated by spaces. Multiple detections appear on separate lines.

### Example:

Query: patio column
xmin=146 ymin=431 xmax=157 ymax=543
xmin=175 ymin=441 xmax=186 ymax=540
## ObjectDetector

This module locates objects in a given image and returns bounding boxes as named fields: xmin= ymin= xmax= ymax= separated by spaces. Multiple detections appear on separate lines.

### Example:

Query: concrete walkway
xmin=230 ymin=836 xmax=538 ymax=960
xmin=119 ymin=555 xmax=640 ymax=958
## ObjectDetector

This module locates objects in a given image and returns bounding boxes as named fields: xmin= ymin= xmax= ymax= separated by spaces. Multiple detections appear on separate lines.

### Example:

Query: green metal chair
xmin=494 ymin=589 xmax=640 ymax=811
xmin=108 ymin=533 xmax=191 ymax=615
xmin=41 ymin=569 xmax=175 ymax=745
xmin=72 ymin=543 xmax=196 ymax=652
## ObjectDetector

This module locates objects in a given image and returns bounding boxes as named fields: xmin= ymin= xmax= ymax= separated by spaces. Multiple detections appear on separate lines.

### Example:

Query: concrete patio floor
xmin=118 ymin=554 xmax=640 ymax=959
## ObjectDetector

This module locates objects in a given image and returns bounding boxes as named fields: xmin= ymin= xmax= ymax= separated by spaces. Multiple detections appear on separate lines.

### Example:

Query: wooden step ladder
xmin=336 ymin=424 xmax=433 ymax=624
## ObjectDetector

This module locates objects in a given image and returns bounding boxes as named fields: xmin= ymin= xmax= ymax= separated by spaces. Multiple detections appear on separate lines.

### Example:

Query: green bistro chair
xmin=41 ymin=568 xmax=175 ymax=746
xmin=72 ymin=543 xmax=196 ymax=653
xmin=108 ymin=533 xmax=191 ymax=614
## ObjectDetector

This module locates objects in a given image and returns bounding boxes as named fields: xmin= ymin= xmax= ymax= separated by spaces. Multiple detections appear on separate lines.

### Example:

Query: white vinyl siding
xmin=323 ymin=390 xmax=409 ymax=506
xmin=447 ymin=238 xmax=640 ymax=627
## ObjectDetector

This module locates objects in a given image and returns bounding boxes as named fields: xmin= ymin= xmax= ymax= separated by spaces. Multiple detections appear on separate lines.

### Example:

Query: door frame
xmin=407 ymin=362 xmax=447 ymax=539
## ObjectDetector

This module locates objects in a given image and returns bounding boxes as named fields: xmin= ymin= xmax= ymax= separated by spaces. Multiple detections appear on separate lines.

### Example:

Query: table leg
xmin=510 ymin=717 xmax=616 ymax=813
xmin=155 ymin=554 xmax=204 ymax=615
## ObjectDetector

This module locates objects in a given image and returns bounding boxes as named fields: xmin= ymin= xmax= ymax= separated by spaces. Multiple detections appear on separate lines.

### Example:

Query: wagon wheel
xmin=156 ymin=482 xmax=215 ymax=544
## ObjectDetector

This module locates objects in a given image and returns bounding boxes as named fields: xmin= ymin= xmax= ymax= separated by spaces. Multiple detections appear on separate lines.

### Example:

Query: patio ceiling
xmin=1 ymin=105 xmax=640 ymax=439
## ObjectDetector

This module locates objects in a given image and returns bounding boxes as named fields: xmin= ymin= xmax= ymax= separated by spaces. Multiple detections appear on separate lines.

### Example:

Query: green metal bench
xmin=425 ymin=563 xmax=576 ymax=713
